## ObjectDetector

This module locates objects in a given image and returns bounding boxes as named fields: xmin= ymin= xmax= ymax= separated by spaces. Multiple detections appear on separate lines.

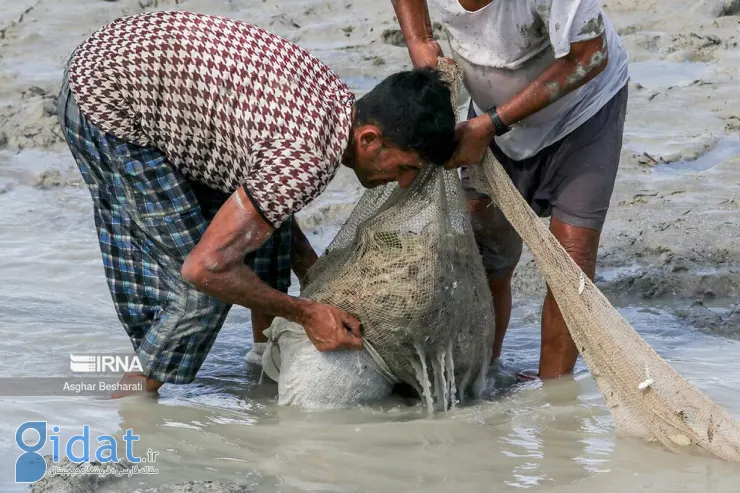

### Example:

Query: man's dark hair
xmin=354 ymin=68 xmax=457 ymax=165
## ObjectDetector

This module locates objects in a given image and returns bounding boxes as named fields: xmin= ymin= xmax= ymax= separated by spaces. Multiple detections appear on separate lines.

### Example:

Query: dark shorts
xmin=57 ymin=69 xmax=292 ymax=384
xmin=460 ymin=83 xmax=628 ymax=277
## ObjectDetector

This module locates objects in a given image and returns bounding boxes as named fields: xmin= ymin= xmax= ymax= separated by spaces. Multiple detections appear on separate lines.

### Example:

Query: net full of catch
xmin=435 ymin=58 xmax=740 ymax=463
xmin=262 ymin=62 xmax=496 ymax=412
xmin=299 ymin=164 xmax=497 ymax=412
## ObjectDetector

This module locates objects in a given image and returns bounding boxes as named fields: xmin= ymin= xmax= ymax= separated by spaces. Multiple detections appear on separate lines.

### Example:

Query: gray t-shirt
xmin=430 ymin=0 xmax=629 ymax=160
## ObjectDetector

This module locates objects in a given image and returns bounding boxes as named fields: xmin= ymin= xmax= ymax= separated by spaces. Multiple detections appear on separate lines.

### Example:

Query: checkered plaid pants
xmin=57 ymin=69 xmax=292 ymax=384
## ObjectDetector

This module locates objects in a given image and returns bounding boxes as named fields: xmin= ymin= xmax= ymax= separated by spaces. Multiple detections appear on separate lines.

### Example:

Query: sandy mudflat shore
xmin=2 ymin=1 xmax=737 ymax=309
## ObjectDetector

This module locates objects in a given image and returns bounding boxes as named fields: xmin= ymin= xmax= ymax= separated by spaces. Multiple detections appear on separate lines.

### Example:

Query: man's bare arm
xmin=497 ymin=35 xmax=609 ymax=128
xmin=181 ymin=187 xmax=363 ymax=351
xmin=391 ymin=0 xmax=443 ymax=68
xmin=182 ymin=187 xmax=308 ymax=319
xmin=392 ymin=0 xmax=435 ymax=45
xmin=447 ymin=35 xmax=609 ymax=168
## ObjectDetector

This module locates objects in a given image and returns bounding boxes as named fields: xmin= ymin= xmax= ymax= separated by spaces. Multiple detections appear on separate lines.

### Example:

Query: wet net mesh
xmin=435 ymin=59 xmax=740 ymax=462
xmin=300 ymin=170 xmax=495 ymax=411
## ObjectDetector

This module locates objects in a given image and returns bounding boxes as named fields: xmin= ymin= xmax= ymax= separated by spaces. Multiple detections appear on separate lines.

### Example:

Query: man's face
xmin=350 ymin=125 xmax=426 ymax=189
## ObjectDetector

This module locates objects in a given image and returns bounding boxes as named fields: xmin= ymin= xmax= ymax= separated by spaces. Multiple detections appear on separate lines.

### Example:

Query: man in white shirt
xmin=391 ymin=0 xmax=630 ymax=379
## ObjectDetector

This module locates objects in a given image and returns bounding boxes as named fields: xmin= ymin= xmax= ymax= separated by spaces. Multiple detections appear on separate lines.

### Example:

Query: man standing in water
xmin=391 ymin=0 xmax=629 ymax=378
xmin=58 ymin=10 xmax=457 ymax=395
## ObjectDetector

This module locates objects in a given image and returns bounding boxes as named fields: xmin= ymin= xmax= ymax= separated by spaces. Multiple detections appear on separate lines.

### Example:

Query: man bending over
xmin=59 ymin=10 xmax=457 ymax=395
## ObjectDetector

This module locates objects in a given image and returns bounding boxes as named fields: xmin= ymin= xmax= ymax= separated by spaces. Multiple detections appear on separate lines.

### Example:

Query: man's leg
xmin=488 ymin=269 xmax=516 ymax=361
xmin=59 ymin=81 xmax=232 ymax=396
xmin=463 ymin=172 xmax=523 ymax=362
xmin=460 ymin=100 xmax=528 ymax=362
xmin=92 ymin=155 xmax=231 ymax=395
xmin=59 ymin=79 xmax=167 ymax=395
xmin=537 ymin=84 xmax=629 ymax=378
xmin=243 ymin=312 xmax=274 ymax=364
xmin=538 ymin=218 xmax=601 ymax=378
xmin=251 ymin=312 xmax=273 ymax=343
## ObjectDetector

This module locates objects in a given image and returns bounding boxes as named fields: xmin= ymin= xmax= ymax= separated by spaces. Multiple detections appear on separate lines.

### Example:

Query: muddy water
xmin=1 ymin=157 xmax=739 ymax=492
xmin=2 ymin=0 xmax=740 ymax=491
xmin=1 ymin=152 xmax=739 ymax=492
xmin=1 ymin=201 xmax=739 ymax=493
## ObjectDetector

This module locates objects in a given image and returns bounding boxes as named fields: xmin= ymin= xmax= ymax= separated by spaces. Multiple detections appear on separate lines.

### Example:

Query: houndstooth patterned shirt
xmin=67 ymin=11 xmax=355 ymax=228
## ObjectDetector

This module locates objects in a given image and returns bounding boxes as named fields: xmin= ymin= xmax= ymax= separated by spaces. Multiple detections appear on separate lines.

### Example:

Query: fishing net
xmin=262 ymin=65 xmax=496 ymax=412
xmin=435 ymin=58 xmax=740 ymax=462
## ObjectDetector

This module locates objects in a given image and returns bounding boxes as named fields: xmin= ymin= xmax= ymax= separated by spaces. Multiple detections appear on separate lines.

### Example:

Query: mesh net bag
xmin=300 ymin=167 xmax=495 ymax=412
xmin=435 ymin=59 xmax=740 ymax=461
xmin=264 ymin=64 xmax=495 ymax=412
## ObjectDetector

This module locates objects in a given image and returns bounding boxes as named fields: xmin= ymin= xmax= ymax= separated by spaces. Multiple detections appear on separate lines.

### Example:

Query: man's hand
xmin=298 ymin=302 xmax=364 ymax=351
xmin=408 ymin=39 xmax=444 ymax=69
xmin=445 ymin=114 xmax=496 ymax=169
xmin=392 ymin=0 xmax=456 ymax=69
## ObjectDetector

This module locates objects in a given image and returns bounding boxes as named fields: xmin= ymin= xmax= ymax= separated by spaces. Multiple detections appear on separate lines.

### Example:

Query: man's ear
xmin=356 ymin=125 xmax=383 ymax=153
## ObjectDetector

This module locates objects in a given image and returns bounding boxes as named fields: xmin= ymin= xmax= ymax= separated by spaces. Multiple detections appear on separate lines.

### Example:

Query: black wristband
xmin=486 ymin=106 xmax=511 ymax=136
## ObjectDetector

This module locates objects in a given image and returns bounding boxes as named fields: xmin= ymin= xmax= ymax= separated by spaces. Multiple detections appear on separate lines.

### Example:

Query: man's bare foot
xmin=110 ymin=373 xmax=163 ymax=399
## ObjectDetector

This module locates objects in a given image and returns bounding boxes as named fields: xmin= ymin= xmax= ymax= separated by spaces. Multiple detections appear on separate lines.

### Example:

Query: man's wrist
xmin=485 ymin=106 xmax=511 ymax=136
xmin=407 ymin=39 xmax=441 ymax=68
xmin=474 ymin=113 xmax=496 ymax=141
xmin=256 ymin=293 xmax=313 ymax=326
xmin=289 ymin=297 xmax=314 ymax=326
